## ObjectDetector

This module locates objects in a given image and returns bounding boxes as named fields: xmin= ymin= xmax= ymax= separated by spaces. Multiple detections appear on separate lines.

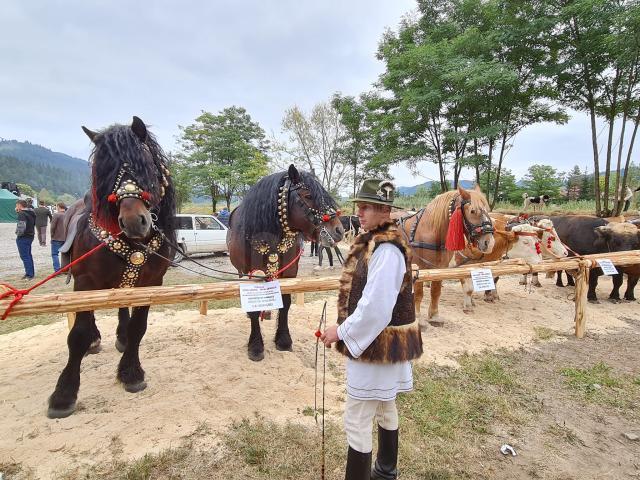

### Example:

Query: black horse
xmin=228 ymin=165 xmax=344 ymax=361
xmin=47 ymin=117 xmax=176 ymax=418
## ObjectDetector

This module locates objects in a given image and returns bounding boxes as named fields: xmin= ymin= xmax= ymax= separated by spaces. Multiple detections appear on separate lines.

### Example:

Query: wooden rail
xmin=2 ymin=250 xmax=639 ymax=338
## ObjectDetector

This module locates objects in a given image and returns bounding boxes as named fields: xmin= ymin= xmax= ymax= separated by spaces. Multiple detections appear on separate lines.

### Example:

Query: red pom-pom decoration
xmin=141 ymin=191 xmax=152 ymax=202
xmin=535 ymin=241 xmax=542 ymax=255
xmin=314 ymin=330 xmax=322 ymax=338
xmin=107 ymin=193 xmax=118 ymax=203
xmin=322 ymin=214 xmax=330 ymax=222
xmin=445 ymin=207 xmax=466 ymax=251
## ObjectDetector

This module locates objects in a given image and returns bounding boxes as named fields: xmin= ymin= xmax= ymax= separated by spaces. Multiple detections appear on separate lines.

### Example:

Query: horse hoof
xmin=275 ymin=342 xmax=293 ymax=352
xmin=519 ymin=280 xmax=527 ymax=285
xmin=428 ymin=320 xmax=445 ymax=327
xmin=608 ymin=298 xmax=621 ymax=304
xmin=533 ymin=283 xmax=542 ymax=288
xmin=588 ymin=299 xmax=600 ymax=304
xmin=115 ymin=338 xmax=127 ymax=353
xmin=86 ymin=340 xmax=102 ymax=355
xmin=47 ymin=403 xmax=76 ymax=419
xmin=124 ymin=381 xmax=147 ymax=393
xmin=248 ymin=350 xmax=265 ymax=362
xmin=463 ymin=308 xmax=474 ymax=314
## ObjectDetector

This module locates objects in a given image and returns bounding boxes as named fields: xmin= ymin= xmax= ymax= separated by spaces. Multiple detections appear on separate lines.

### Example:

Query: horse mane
xmin=425 ymin=188 xmax=490 ymax=237
xmin=89 ymin=124 xmax=176 ymax=240
xmin=232 ymin=169 xmax=337 ymax=241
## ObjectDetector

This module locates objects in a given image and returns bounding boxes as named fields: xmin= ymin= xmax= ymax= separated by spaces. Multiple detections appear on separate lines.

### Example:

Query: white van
xmin=172 ymin=214 xmax=229 ymax=262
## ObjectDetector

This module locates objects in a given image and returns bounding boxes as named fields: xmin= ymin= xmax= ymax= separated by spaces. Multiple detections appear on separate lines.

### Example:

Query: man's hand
xmin=320 ymin=324 xmax=339 ymax=348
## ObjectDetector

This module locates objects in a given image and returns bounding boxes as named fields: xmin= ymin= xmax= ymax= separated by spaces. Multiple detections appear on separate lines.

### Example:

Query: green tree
xmin=56 ymin=193 xmax=76 ymax=206
xmin=566 ymin=165 xmax=583 ymax=200
xmin=522 ymin=165 xmax=564 ymax=199
xmin=180 ymin=107 xmax=269 ymax=211
xmin=38 ymin=188 xmax=55 ymax=205
xmin=16 ymin=182 xmax=36 ymax=198
xmin=166 ymin=152 xmax=192 ymax=213
xmin=551 ymin=0 xmax=640 ymax=215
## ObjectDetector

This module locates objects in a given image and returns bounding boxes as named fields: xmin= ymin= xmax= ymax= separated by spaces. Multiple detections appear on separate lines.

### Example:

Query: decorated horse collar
xmin=89 ymin=214 xmax=163 ymax=288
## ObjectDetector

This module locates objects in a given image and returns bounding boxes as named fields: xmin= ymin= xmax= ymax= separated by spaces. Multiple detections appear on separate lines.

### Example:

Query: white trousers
xmin=343 ymin=396 xmax=399 ymax=453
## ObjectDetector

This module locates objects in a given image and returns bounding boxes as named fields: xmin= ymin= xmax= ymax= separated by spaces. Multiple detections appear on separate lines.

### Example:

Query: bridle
xmin=449 ymin=195 xmax=494 ymax=245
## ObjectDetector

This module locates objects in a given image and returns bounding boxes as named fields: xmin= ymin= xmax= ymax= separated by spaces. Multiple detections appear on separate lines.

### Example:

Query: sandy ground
xmin=0 ymin=267 xmax=638 ymax=478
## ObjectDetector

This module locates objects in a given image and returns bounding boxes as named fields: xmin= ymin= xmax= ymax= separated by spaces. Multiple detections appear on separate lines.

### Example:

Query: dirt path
xmin=0 ymin=272 xmax=638 ymax=478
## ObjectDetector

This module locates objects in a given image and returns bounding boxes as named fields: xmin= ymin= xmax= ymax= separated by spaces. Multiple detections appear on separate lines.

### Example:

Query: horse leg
xmin=556 ymin=271 xmax=565 ymax=287
xmin=414 ymin=281 xmax=424 ymax=314
xmin=566 ymin=271 xmax=575 ymax=287
xmin=47 ymin=311 xmax=95 ymax=418
xmin=608 ymin=273 xmax=623 ymax=303
xmin=248 ymin=311 xmax=264 ymax=361
xmin=275 ymin=293 xmax=293 ymax=351
xmin=427 ymin=280 xmax=444 ymax=327
xmin=624 ymin=274 xmax=638 ymax=301
xmin=86 ymin=314 xmax=102 ymax=354
xmin=519 ymin=274 xmax=528 ymax=286
xmin=117 ymin=306 xmax=149 ymax=393
xmin=531 ymin=273 xmax=542 ymax=288
xmin=461 ymin=279 xmax=474 ymax=313
xmin=115 ymin=307 xmax=130 ymax=353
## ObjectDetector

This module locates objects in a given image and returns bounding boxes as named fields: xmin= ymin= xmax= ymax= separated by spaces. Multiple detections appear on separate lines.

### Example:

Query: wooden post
xmin=67 ymin=312 xmax=76 ymax=330
xmin=199 ymin=301 xmax=208 ymax=316
xmin=296 ymin=292 xmax=305 ymax=306
xmin=574 ymin=260 xmax=591 ymax=338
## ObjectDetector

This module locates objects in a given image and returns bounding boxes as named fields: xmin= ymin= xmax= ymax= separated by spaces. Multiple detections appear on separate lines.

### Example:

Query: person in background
xmin=321 ymin=178 xmax=422 ymax=480
xmin=50 ymin=202 xmax=67 ymax=272
xmin=34 ymin=199 xmax=52 ymax=246
xmin=309 ymin=240 xmax=318 ymax=257
xmin=15 ymin=199 xmax=36 ymax=279
xmin=218 ymin=206 xmax=230 ymax=227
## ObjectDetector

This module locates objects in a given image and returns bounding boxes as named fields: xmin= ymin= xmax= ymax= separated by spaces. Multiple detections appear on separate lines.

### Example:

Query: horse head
xmin=454 ymin=185 xmax=495 ymax=253
xmin=283 ymin=164 xmax=344 ymax=244
xmin=83 ymin=116 xmax=175 ymax=241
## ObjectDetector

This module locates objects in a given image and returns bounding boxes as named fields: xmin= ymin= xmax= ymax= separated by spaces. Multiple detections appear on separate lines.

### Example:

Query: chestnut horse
xmin=228 ymin=165 xmax=344 ymax=361
xmin=47 ymin=117 xmax=176 ymax=418
xmin=397 ymin=186 xmax=495 ymax=326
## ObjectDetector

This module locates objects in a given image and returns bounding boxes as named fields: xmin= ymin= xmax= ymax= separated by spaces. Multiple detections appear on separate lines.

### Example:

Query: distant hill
xmin=397 ymin=179 xmax=475 ymax=196
xmin=0 ymin=140 xmax=89 ymax=197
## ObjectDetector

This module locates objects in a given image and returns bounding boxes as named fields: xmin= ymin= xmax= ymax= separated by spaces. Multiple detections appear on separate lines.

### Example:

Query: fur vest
xmin=335 ymin=221 xmax=423 ymax=363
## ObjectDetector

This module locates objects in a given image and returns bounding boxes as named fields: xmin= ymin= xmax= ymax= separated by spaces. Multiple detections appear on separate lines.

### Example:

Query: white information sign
xmin=471 ymin=268 xmax=496 ymax=292
xmin=596 ymin=259 xmax=619 ymax=276
xmin=240 ymin=281 xmax=284 ymax=312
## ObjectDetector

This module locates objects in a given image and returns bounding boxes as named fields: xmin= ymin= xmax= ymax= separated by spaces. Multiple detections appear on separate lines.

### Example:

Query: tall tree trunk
xmin=491 ymin=114 xmax=511 ymax=210
xmin=603 ymin=70 xmax=621 ymax=216
xmin=485 ymin=138 xmax=494 ymax=199
xmin=588 ymin=101 xmax=601 ymax=216
xmin=620 ymin=111 xmax=640 ymax=213
xmin=210 ymin=184 xmax=217 ymax=213
xmin=614 ymin=64 xmax=638 ymax=215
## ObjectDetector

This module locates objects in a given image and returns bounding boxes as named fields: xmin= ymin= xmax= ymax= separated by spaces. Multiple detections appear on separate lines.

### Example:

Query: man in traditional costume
xmin=321 ymin=178 xmax=423 ymax=480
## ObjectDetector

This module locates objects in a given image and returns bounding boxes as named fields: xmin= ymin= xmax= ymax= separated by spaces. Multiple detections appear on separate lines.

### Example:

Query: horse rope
xmin=314 ymin=301 xmax=328 ymax=480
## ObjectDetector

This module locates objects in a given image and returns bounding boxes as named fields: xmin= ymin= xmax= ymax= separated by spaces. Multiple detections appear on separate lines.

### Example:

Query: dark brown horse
xmin=47 ymin=117 xmax=176 ymax=418
xmin=228 ymin=165 xmax=343 ymax=361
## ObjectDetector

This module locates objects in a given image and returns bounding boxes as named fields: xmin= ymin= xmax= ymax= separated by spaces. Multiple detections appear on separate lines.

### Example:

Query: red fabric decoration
xmin=322 ymin=214 xmax=330 ymax=222
xmin=107 ymin=193 xmax=118 ymax=203
xmin=141 ymin=191 xmax=152 ymax=202
xmin=535 ymin=241 xmax=542 ymax=255
xmin=445 ymin=207 xmax=466 ymax=251
xmin=315 ymin=330 xmax=322 ymax=338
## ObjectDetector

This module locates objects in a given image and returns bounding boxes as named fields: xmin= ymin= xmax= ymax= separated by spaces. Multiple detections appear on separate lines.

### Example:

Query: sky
xmin=1 ymin=1 xmax=637 ymax=189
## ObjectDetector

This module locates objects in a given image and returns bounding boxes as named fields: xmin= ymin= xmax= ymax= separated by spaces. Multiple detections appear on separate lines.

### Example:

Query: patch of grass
xmin=558 ymin=362 xmax=640 ymax=410
xmin=545 ymin=422 xmax=584 ymax=446
xmin=634 ymin=377 xmax=640 ymax=386
xmin=0 ymin=461 xmax=26 ymax=479
xmin=534 ymin=326 xmax=556 ymax=341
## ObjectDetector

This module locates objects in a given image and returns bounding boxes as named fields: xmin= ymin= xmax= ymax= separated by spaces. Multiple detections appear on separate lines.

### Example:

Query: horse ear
xmin=288 ymin=164 xmax=301 ymax=184
xmin=131 ymin=116 xmax=148 ymax=142
xmin=458 ymin=185 xmax=471 ymax=201
xmin=82 ymin=126 xmax=98 ymax=143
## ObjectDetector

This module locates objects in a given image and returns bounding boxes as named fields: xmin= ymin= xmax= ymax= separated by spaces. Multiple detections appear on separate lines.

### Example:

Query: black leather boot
xmin=345 ymin=446 xmax=372 ymax=480
xmin=371 ymin=426 xmax=398 ymax=479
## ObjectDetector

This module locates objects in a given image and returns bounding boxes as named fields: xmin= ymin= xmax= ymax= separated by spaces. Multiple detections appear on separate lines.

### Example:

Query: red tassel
xmin=141 ymin=191 xmax=152 ymax=202
xmin=446 ymin=207 xmax=466 ymax=251
xmin=107 ymin=193 xmax=118 ymax=203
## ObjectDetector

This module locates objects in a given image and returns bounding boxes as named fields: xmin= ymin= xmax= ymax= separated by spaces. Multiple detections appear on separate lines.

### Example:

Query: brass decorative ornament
xmin=130 ymin=251 xmax=145 ymax=265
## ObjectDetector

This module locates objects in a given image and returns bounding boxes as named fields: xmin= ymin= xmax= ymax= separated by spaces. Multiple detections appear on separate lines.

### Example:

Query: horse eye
xmin=470 ymin=209 xmax=476 ymax=214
